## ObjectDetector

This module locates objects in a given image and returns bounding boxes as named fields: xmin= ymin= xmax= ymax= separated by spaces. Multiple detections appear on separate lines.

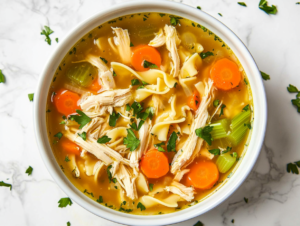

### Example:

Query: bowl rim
xmin=33 ymin=1 xmax=267 ymax=225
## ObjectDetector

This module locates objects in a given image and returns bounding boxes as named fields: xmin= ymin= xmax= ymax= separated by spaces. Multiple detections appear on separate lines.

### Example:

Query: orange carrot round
xmin=186 ymin=161 xmax=219 ymax=190
xmin=140 ymin=149 xmax=169 ymax=178
xmin=187 ymin=90 xmax=200 ymax=111
xmin=89 ymin=79 xmax=102 ymax=93
xmin=60 ymin=139 xmax=80 ymax=155
xmin=210 ymin=58 xmax=241 ymax=91
xmin=54 ymin=89 xmax=81 ymax=116
xmin=131 ymin=45 xmax=161 ymax=72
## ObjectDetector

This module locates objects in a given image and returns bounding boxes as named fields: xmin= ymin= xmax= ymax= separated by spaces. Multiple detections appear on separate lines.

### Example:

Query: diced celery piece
xmin=67 ymin=62 xmax=96 ymax=87
xmin=216 ymin=153 xmax=236 ymax=173
xmin=230 ymin=110 xmax=251 ymax=130
xmin=210 ymin=118 xmax=230 ymax=139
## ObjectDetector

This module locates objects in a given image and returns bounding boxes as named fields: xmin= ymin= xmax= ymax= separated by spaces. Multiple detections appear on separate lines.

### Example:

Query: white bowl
xmin=33 ymin=1 xmax=267 ymax=225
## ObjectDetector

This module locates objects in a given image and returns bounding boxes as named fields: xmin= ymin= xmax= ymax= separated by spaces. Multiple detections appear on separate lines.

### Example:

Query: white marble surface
xmin=1 ymin=0 xmax=300 ymax=225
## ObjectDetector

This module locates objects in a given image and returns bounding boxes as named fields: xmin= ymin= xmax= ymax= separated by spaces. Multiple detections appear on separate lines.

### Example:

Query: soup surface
xmin=46 ymin=13 xmax=253 ymax=215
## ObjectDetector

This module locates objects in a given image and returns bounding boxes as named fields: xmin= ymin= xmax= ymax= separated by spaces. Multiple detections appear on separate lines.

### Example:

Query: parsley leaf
xmin=195 ymin=125 xmax=214 ymax=145
xmin=97 ymin=196 xmax=103 ymax=203
xmin=287 ymin=84 xmax=299 ymax=93
xmin=28 ymin=93 xmax=34 ymax=101
xmin=71 ymin=110 xmax=91 ymax=129
xmin=109 ymin=111 xmax=120 ymax=127
xmin=194 ymin=221 xmax=204 ymax=226
xmin=149 ymin=183 xmax=154 ymax=191
xmin=238 ymin=2 xmax=247 ymax=6
xmin=242 ymin=104 xmax=250 ymax=111
xmin=107 ymin=165 xmax=113 ymax=183
xmin=222 ymin=146 xmax=232 ymax=154
xmin=287 ymin=162 xmax=300 ymax=174
xmin=219 ymin=104 xmax=226 ymax=117
xmin=130 ymin=42 xmax=134 ymax=47
xmin=138 ymin=107 xmax=155 ymax=120
xmin=167 ymin=131 xmax=178 ymax=152
xmin=58 ymin=197 xmax=73 ymax=208
xmin=126 ymin=104 xmax=131 ymax=111
xmin=197 ymin=6 xmax=201 ymax=10
xmin=143 ymin=60 xmax=158 ymax=69
xmin=130 ymin=120 xmax=145 ymax=131
xmin=25 ymin=166 xmax=33 ymax=176
xmin=0 ymin=181 xmax=12 ymax=190
xmin=65 ymin=156 xmax=70 ymax=162
xmin=55 ymin=38 xmax=59 ymax=43
xmin=244 ymin=78 xmax=248 ymax=85
xmin=159 ymin=13 xmax=166 ymax=17
xmin=200 ymin=51 xmax=214 ymax=59
xmin=123 ymin=129 xmax=140 ymax=152
xmin=54 ymin=132 xmax=63 ymax=140
xmin=131 ymin=79 xmax=141 ymax=86
xmin=291 ymin=98 xmax=300 ymax=113
xmin=137 ymin=202 xmax=146 ymax=211
xmin=0 ymin=70 xmax=5 ymax=83
xmin=131 ymin=101 xmax=143 ymax=116
xmin=209 ymin=148 xmax=220 ymax=155
xmin=260 ymin=71 xmax=270 ymax=80
xmin=213 ymin=99 xmax=220 ymax=107
xmin=231 ymin=152 xmax=238 ymax=158
xmin=100 ymin=57 xmax=108 ymax=64
xmin=97 ymin=135 xmax=111 ymax=144
xmin=259 ymin=0 xmax=277 ymax=14
xmin=154 ymin=142 xmax=166 ymax=152
xmin=218 ymin=13 xmax=223 ymax=17
xmin=244 ymin=123 xmax=251 ymax=129
xmin=244 ymin=197 xmax=248 ymax=203
xmin=41 ymin=26 xmax=54 ymax=45
xmin=78 ymin=132 xmax=87 ymax=141
xmin=67 ymin=222 xmax=71 ymax=226
xmin=169 ymin=15 xmax=183 ymax=26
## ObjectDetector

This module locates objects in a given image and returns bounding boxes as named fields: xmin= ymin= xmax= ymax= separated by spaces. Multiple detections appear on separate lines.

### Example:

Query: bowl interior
xmin=34 ymin=1 xmax=267 ymax=225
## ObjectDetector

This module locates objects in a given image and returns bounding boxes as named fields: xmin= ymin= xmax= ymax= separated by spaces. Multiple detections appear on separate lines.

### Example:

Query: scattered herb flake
xmin=54 ymin=132 xmax=63 ymax=140
xmin=149 ymin=183 xmax=154 ymax=191
xmin=244 ymin=78 xmax=248 ymax=85
xmin=100 ymin=57 xmax=108 ymax=64
xmin=195 ymin=126 xmax=214 ymax=145
xmin=130 ymin=42 xmax=134 ymax=47
xmin=218 ymin=13 xmax=223 ymax=16
xmin=209 ymin=148 xmax=220 ymax=155
xmin=97 ymin=196 xmax=103 ymax=203
xmin=260 ymin=71 xmax=270 ymax=80
xmin=143 ymin=60 xmax=158 ymax=69
xmin=169 ymin=15 xmax=183 ymax=26
xmin=25 ymin=166 xmax=33 ymax=176
xmin=65 ymin=156 xmax=70 ymax=162
xmin=197 ymin=6 xmax=201 ymax=10
xmin=41 ymin=26 xmax=54 ymax=45
xmin=200 ymin=51 xmax=214 ymax=59
xmin=0 ymin=70 xmax=5 ymax=83
xmin=242 ymin=104 xmax=250 ymax=111
xmin=159 ymin=13 xmax=165 ymax=17
xmin=123 ymin=129 xmax=140 ymax=152
xmin=219 ymin=104 xmax=226 ymax=117
xmin=154 ymin=142 xmax=166 ymax=152
xmin=137 ymin=202 xmax=146 ymax=211
xmin=58 ymin=197 xmax=73 ymax=208
xmin=167 ymin=131 xmax=178 ymax=152
xmin=238 ymin=2 xmax=247 ymax=6
xmin=287 ymin=162 xmax=300 ymax=174
xmin=0 ymin=181 xmax=12 ymax=190
xmin=55 ymin=38 xmax=59 ymax=43
xmin=109 ymin=111 xmax=120 ymax=127
xmin=244 ymin=197 xmax=248 ymax=203
xmin=70 ymin=110 xmax=91 ymax=129
xmin=287 ymin=84 xmax=298 ymax=93
xmin=78 ymin=132 xmax=86 ymax=141
xmin=28 ymin=93 xmax=34 ymax=101
xmin=259 ymin=0 xmax=277 ymax=15
xmin=213 ymin=99 xmax=220 ymax=107
xmin=131 ymin=79 xmax=141 ymax=86
xmin=194 ymin=221 xmax=204 ymax=226
xmin=97 ymin=135 xmax=111 ymax=144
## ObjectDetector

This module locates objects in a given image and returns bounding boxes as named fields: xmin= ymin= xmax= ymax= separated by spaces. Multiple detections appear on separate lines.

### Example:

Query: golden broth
xmin=46 ymin=12 xmax=253 ymax=215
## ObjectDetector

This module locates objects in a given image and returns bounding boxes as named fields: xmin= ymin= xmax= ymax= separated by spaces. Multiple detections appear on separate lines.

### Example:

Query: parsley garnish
xmin=143 ymin=60 xmax=158 ymax=69
xmin=107 ymin=165 xmax=113 ymax=183
xmin=200 ymin=51 xmax=214 ymax=59
xmin=244 ymin=197 xmax=248 ymax=203
xmin=97 ymin=135 xmax=111 ymax=144
xmin=0 ymin=181 xmax=12 ymax=190
xmin=174 ymin=82 xmax=177 ymax=88
xmin=244 ymin=123 xmax=251 ymax=129
xmin=78 ymin=132 xmax=86 ymax=140
xmin=219 ymin=104 xmax=226 ymax=117
xmin=97 ymin=196 xmax=103 ymax=203
xmin=197 ymin=6 xmax=201 ymax=10
xmin=113 ymin=71 xmax=117 ymax=76
xmin=0 ymin=70 xmax=5 ymax=83
xmin=259 ymin=0 xmax=277 ymax=15
xmin=154 ymin=142 xmax=166 ymax=152
xmin=169 ymin=15 xmax=183 ymax=26
xmin=195 ymin=125 xmax=214 ymax=145
xmin=84 ymin=189 xmax=94 ymax=197
xmin=131 ymin=101 xmax=143 ymax=116
xmin=287 ymin=161 xmax=300 ymax=174
xmin=100 ymin=57 xmax=107 ymax=64
xmin=137 ymin=202 xmax=146 ymax=211
xmin=65 ymin=156 xmax=70 ymax=162
xmin=58 ymin=197 xmax=73 ymax=208
xmin=260 ymin=71 xmax=270 ymax=80
xmin=54 ymin=132 xmax=63 ymax=140
xmin=244 ymin=78 xmax=248 ymax=85
xmin=222 ymin=146 xmax=232 ymax=154
xmin=41 ymin=26 xmax=54 ymax=45
xmin=28 ymin=93 xmax=34 ymax=101
xmin=130 ymin=42 xmax=134 ymax=47
xmin=238 ymin=2 xmax=247 ymax=6
xmin=55 ymin=38 xmax=59 ymax=43
xmin=25 ymin=166 xmax=33 ymax=176
xmin=231 ymin=219 xmax=235 ymax=223
xmin=112 ymin=178 xmax=117 ymax=183
xmin=287 ymin=84 xmax=298 ymax=93
xmin=67 ymin=222 xmax=71 ymax=226
xmin=130 ymin=120 xmax=145 ymax=131
xmin=126 ymin=104 xmax=131 ymax=111
xmin=209 ymin=149 xmax=220 ymax=155
xmin=123 ymin=129 xmax=140 ymax=152
xmin=218 ymin=13 xmax=223 ymax=17
xmin=213 ymin=99 xmax=220 ymax=107
xmin=231 ymin=152 xmax=238 ymax=158
xmin=71 ymin=110 xmax=91 ymax=129
xmin=159 ymin=13 xmax=166 ymax=17
xmin=149 ymin=183 xmax=154 ymax=191
xmin=131 ymin=79 xmax=141 ymax=86
xmin=194 ymin=221 xmax=204 ymax=226
xmin=109 ymin=111 xmax=120 ymax=127
xmin=167 ymin=131 xmax=178 ymax=152
xmin=242 ymin=104 xmax=250 ymax=111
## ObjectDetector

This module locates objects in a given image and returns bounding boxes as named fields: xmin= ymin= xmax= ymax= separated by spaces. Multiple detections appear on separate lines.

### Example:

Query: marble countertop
xmin=1 ymin=0 xmax=300 ymax=225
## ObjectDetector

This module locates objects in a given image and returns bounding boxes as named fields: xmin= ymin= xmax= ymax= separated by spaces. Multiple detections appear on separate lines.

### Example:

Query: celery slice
xmin=230 ymin=110 xmax=251 ymax=130
xmin=67 ymin=62 xmax=96 ymax=87
xmin=210 ymin=119 xmax=230 ymax=139
xmin=216 ymin=153 xmax=236 ymax=173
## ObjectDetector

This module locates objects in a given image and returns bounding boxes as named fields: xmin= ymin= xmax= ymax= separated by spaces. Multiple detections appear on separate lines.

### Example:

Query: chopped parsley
xmin=54 ymin=132 xmax=63 ymax=140
xmin=244 ymin=123 xmax=251 ymax=129
xmin=231 ymin=152 xmax=238 ymax=158
xmin=107 ymin=165 xmax=113 ymax=183
xmin=70 ymin=110 xmax=91 ymax=129
xmin=126 ymin=104 xmax=131 ymax=111
xmin=218 ymin=13 xmax=223 ymax=17
xmin=113 ymin=71 xmax=117 ymax=76
xmin=78 ymin=132 xmax=86 ymax=141
xmin=174 ymin=82 xmax=178 ymax=88
xmin=65 ymin=156 xmax=70 ymax=162
xmin=167 ymin=131 xmax=178 ymax=152
xmin=195 ymin=125 xmax=214 ymax=145
xmin=131 ymin=79 xmax=141 ymax=86
xmin=123 ymin=129 xmax=140 ymax=152
xmin=238 ymin=2 xmax=247 ymax=6
xmin=260 ymin=71 xmax=270 ymax=80
xmin=232 ymin=219 xmax=235 ymax=223
xmin=97 ymin=135 xmax=111 ymax=144
xmin=287 ymin=161 xmax=300 ymax=174
xmin=244 ymin=197 xmax=248 ymax=203
xmin=213 ymin=99 xmax=220 ymax=107
xmin=130 ymin=42 xmax=134 ymax=47
xmin=97 ymin=196 xmax=103 ymax=203
xmin=0 ymin=70 xmax=5 ymax=83
xmin=100 ymin=57 xmax=108 ymax=64
xmin=194 ymin=221 xmax=204 ymax=226
xmin=219 ymin=104 xmax=226 ymax=117
xmin=109 ymin=111 xmax=120 ymax=127
xmin=55 ymin=38 xmax=59 ymax=43
xmin=137 ymin=202 xmax=146 ymax=211
xmin=244 ymin=78 xmax=248 ymax=85
xmin=287 ymin=84 xmax=298 ymax=93
xmin=200 ymin=51 xmax=214 ymax=59
xmin=58 ymin=197 xmax=73 ymax=208
xmin=242 ymin=104 xmax=250 ymax=111
xmin=130 ymin=120 xmax=145 ymax=131
xmin=25 ymin=166 xmax=33 ymax=176
xmin=67 ymin=222 xmax=71 ymax=226
xmin=0 ymin=181 xmax=12 ymax=190
xmin=83 ymin=189 xmax=94 ymax=197
xmin=209 ymin=148 xmax=220 ymax=155
xmin=154 ymin=142 xmax=166 ymax=152
xmin=259 ymin=0 xmax=277 ymax=15
xmin=159 ymin=13 xmax=166 ymax=17
xmin=222 ymin=146 xmax=232 ymax=154
xmin=149 ymin=183 xmax=154 ymax=191
xmin=169 ymin=15 xmax=183 ymax=26
xmin=143 ymin=60 xmax=158 ymax=69
xmin=28 ymin=93 xmax=34 ymax=101
xmin=131 ymin=101 xmax=143 ymax=116
xmin=41 ymin=26 xmax=54 ymax=45
xmin=197 ymin=6 xmax=201 ymax=10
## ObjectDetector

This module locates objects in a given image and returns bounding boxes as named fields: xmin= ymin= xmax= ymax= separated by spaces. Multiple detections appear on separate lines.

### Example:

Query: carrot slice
xmin=187 ymin=90 xmax=200 ymax=111
xmin=186 ymin=161 xmax=219 ymax=190
xmin=53 ymin=89 xmax=81 ymax=116
xmin=140 ymin=149 xmax=169 ymax=178
xmin=89 ymin=79 xmax=102 ymax=92
xmin=210 ymin=58 xmax=241 ymax=91
xmin=131 ymin=45 xmax=161 ymax=72
xmin=60 ymin=139 xmax=80 ymax=155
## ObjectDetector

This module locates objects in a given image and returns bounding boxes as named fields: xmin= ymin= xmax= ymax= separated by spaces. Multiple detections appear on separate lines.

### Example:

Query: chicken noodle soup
xmin=46 ymin=13 xmax=253 ymax=215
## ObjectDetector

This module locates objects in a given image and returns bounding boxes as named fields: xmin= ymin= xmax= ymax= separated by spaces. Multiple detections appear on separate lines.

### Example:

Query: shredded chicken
xmin=174 ymin=169 xmax=190 ymax=182
xmin=149 ymin=29 xmax=166 ymax=47
xmin=171 ymin=79 xmax=214 ymax=174
xmin=112 ymin=27 xmax=131 ymax=65
xmin=165 ymin=181 xmax=194 ymax=202
xmin=164 ymin=25 xmax=181 ymax=78
xmin=79 ymin=117 xmax=105 ymax=139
